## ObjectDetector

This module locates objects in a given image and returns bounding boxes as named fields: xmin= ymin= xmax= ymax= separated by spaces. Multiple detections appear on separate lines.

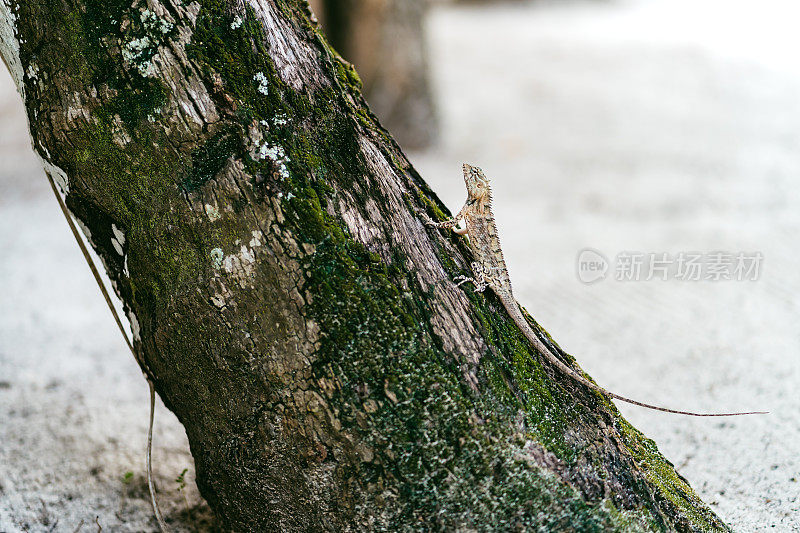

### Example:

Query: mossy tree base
xmin=2 ymin=0 xmax=727 ymax=530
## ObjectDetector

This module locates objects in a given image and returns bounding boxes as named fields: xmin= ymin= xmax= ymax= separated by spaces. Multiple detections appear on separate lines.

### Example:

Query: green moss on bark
xmin=177 ymin=2 xmax=727 ymax=529
xmin=284 ymin=191 xmax=654 ymax=530
xmin=13 ymin=0 xmax=730 ymax=530
xmin=617 ymin=419 xmax=727 ymax=531
xmin=183 ymin=127 xmax=244 ymax=192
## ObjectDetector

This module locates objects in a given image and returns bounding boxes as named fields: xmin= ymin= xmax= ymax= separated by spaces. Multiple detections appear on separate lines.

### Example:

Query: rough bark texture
xmin=310 ymin=0 xmax=438 ymax=149
xmin=2 ymin=1 xmax=727 ymax=531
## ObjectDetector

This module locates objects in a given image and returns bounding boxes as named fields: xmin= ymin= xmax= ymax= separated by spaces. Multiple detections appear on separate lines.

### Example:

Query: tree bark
xmin=1 ymin=1 xmax=727 ymax=531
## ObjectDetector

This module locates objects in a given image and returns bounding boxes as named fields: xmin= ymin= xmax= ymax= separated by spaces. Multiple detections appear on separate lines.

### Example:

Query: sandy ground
xmin=2 ymin=0 xmax=799 ymax=531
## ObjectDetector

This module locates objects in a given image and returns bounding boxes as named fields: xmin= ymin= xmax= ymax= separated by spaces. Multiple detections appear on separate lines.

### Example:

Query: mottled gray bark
xmin=2 ymin=0 xmax=727 ymax=531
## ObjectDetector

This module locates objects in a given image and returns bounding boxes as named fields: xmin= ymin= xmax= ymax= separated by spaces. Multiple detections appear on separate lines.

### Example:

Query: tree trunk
xmin=1 ymin=1 xmax=727 ymax=530
xmin=310 ymin=0 xmax=438 ymax=150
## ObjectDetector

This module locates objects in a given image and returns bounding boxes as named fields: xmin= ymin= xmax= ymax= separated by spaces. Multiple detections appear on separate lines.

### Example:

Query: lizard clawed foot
xmin=454 ymin=275 xmax=487 ymax=293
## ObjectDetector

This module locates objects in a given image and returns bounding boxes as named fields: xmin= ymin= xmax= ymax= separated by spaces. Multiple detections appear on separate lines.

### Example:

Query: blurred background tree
xmin=310 ymin=0 xmax=438 ymax=149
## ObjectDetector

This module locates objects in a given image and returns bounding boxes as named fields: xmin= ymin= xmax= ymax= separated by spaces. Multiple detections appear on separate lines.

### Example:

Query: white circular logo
xmin=576 ymin=248 xmax=608 ymax=284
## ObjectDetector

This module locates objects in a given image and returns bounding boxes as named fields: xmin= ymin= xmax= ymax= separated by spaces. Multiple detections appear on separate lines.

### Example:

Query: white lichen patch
xmin=140 ymin=9 xmax=173 ymax=35
xmin=210 ymin=247 xmax=224 ymax=269
xmin=74 ymin=218 xmax=93 ymax=246
xmin=36 ymin=153 xmax=70 ymax=194
xmin=249 ymin=230 xmax=264 ymax=248
xmin=258 ymin=143 xmax=286 ymax=161
xmin=122 ymin=8 xmax=174 ymax=76
xmin=64 ymin=91 xmax=92 ymax=125
xmin=222 ymin=245 xmax=255 ymax=275
xmin=254 ymin=72 xmax=269 ymax=95
xmin=211 ymin=242 xmax=263 ymax=288
xmin=185 ymin=1 xmax=202 ymax=25
xmin=257 ymin=141 xmax=290 ymax=179
xmin=272 ymin=113 xmax=289 ymax=126
xmin=128 ymin=310 xmax=141 ymax=342
xmin=25 ymin=62 xmax=38 ymax=81
xmin=204 ymin=203 xmax=221 ymax=222
xmin=111 ymin=224 xmax=125 ymax=245
xmin=0 ymin=0 xmax=25 ymax=98
xmin=230 ymin=15 xmax=243 ymax=29
xmin=111 ymin=224 xmax=126 ymax=256
xmin=122 ymin=36 xmax=155 ymax=76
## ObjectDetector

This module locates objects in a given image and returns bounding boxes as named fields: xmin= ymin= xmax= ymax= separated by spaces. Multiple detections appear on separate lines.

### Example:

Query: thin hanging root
xmin=45 ymin=174 xmax=133 ymax=354
xmin=147 ymin=380 xmax=168 ymax=532
xmin=46 ymin=173 xmax=169 ymax=531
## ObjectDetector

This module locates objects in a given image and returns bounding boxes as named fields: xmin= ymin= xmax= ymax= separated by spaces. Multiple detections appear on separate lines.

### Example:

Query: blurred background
xmin=2 ymin=0 xmax=799 ymax=530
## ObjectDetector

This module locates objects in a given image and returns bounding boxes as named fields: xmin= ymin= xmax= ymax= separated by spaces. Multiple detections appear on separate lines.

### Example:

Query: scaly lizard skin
xmin=425 ymin=164 xmax=764 ymax=416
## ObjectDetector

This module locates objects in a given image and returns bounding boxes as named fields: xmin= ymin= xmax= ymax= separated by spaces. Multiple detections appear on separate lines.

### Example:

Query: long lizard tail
xmin=501 ymin=298 xmax=767 ymax=417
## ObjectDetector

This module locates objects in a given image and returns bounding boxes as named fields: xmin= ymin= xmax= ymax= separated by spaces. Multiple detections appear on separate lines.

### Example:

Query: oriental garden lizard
xmin=424 ymin=164 xmax=765 ymax=417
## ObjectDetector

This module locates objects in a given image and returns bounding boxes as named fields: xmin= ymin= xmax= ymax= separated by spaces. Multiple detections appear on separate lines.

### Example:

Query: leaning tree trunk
xmin=1 ymin=1 xmax=727 ymax=531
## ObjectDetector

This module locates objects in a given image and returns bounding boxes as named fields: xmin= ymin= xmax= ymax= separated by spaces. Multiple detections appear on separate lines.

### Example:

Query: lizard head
xmin=462 ymin=163 xmax=492 ymax=213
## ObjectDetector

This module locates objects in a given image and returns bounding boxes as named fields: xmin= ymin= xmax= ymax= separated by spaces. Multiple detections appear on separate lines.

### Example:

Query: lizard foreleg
xmin=424 ymin=216 xmax=459 ymax=230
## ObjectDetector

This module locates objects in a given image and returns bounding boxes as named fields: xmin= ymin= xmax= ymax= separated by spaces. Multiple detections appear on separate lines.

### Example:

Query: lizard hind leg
xmin=469 ymin=262 xmax=488 ymax=292
xmin=454 ymin=262 xmax=488 ymax=292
